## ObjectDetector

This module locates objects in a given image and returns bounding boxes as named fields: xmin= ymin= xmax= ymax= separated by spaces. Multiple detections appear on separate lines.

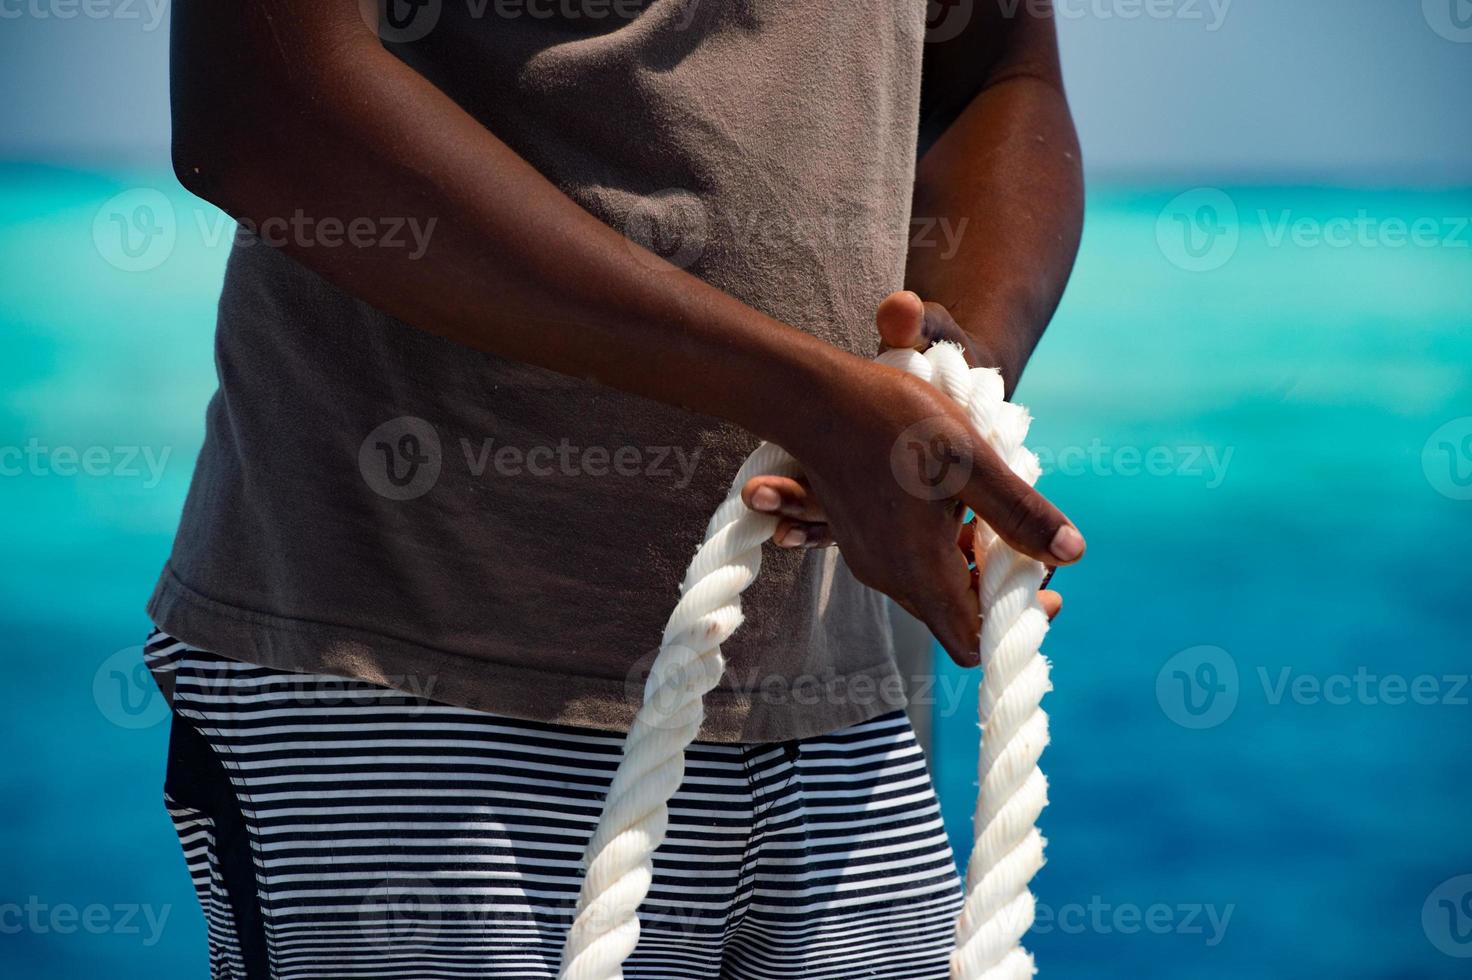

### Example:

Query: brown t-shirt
xmin=147 ymin=0 xmax=927 ymax=742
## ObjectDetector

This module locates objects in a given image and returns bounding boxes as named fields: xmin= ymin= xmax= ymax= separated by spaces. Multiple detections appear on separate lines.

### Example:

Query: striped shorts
xmin=146 ymin=630 xmax=965 ymax=979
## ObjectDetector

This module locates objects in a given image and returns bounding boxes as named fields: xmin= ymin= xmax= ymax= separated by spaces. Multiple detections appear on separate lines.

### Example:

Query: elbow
xmin=169 ymin=80 xmax=333 ymax=217
xmin=169 ymin=136 xmax=212 ymax=200
xmin=169 ymin=76 xmax=283 ymax=213
xmin=170 ymin=114 xmax=244 ymax=211
xmin=170 ymin=106 xmax=293 ymax=226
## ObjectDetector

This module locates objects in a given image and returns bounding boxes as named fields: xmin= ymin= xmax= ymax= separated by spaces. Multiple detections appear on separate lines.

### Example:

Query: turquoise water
xmin=2 ymin=165 xmax=1469 ymax=978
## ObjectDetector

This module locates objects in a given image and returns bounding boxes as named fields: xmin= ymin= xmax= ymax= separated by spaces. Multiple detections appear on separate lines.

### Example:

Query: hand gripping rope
xmin=557 ymin=342 xmax=1054 ymax=980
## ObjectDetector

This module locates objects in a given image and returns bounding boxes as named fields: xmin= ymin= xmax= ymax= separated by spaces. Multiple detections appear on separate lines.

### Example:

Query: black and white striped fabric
xmin=146 ymin=629 xmax=964 ymax=980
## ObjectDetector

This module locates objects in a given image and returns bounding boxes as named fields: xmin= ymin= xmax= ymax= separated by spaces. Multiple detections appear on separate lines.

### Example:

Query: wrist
xmin=748 ymin=342 xmax=874 ymax=457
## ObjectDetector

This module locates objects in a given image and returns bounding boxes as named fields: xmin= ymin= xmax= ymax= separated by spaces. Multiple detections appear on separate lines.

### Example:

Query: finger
xmin=910 ymin=546 xmax=981 ymax=668
xmin=771 ymin=520 xmax=833 ymax=549
xmin=875 ymin=290 xmax=926 ymax=351
xmin=742 ymin=475 xmax=826 ymax=522
xmin=963 ymin=529 xmax=1061 ymax=585
xmin=960 ymin=440 xmax=1086 ymax=566
xmin=920 ymin=301 xmax=966 ymax=348
xmin=962 ymin=523 xmax=1070 ymax=591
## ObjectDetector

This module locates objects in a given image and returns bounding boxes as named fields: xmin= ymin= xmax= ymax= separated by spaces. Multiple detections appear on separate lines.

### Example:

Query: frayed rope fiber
xmin=558 ymin=343 xmax=1053 ymax=980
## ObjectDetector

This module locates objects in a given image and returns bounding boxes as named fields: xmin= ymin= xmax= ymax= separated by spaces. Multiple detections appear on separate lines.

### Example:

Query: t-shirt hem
xmin=145 ymin=563 xmax=908 ymax=744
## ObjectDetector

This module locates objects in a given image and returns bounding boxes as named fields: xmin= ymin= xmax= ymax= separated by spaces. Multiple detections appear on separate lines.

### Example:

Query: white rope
xmin=557 ymin=343 xmax=1053 ymax=980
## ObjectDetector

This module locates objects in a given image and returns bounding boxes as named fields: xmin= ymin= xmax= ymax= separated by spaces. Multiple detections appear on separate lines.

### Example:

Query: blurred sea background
xmin=5 ymin=166 xmax=1470 ymax=980
xmin=2 ymin=2 xmax=1470 ymax=978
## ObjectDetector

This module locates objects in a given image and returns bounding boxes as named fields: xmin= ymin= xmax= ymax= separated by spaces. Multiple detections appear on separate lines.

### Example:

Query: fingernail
xmin=752 ymin=487 xmax=781 ymax=512
xmin=781 ymin=527 xmax=807 ymax=548
xmin=1050 ymin=525 xmax=1085 ymax=562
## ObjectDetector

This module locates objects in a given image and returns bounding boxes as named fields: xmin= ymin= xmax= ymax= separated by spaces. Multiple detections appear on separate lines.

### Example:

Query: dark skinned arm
xmin=745 ymin=4 xmax=1083 ymax=636
xmin=904 ymin=0 xmax=1084 ymax=396
xmin=169 ymin=0 xmax=1085 ymax=663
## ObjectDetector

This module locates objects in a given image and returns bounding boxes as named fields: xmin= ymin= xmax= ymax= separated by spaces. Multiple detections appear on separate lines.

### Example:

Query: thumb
xmin=876 ymin=290 xmax=925 ymax=351
xmin=961 ymin=442 xmax=1086 ymax=566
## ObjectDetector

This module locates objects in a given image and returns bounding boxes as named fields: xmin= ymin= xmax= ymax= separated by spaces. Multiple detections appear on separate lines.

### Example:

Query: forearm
xmin=170 ymin=0 xmax=860 ymax=448
xmin=906 ymin=24 xmax=1083 ymax=395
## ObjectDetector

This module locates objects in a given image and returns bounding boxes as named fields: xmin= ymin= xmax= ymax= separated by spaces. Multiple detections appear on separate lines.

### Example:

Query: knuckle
xmin=1000 ymin=490 xmax=1037 ymax=538
xmin=997 ymin=480 xmax=1052 ymax=542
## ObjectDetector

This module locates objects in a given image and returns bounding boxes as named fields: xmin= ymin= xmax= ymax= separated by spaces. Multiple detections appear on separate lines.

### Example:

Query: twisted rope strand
xmin=558 ymin=344 xmax=1052 ymax=980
